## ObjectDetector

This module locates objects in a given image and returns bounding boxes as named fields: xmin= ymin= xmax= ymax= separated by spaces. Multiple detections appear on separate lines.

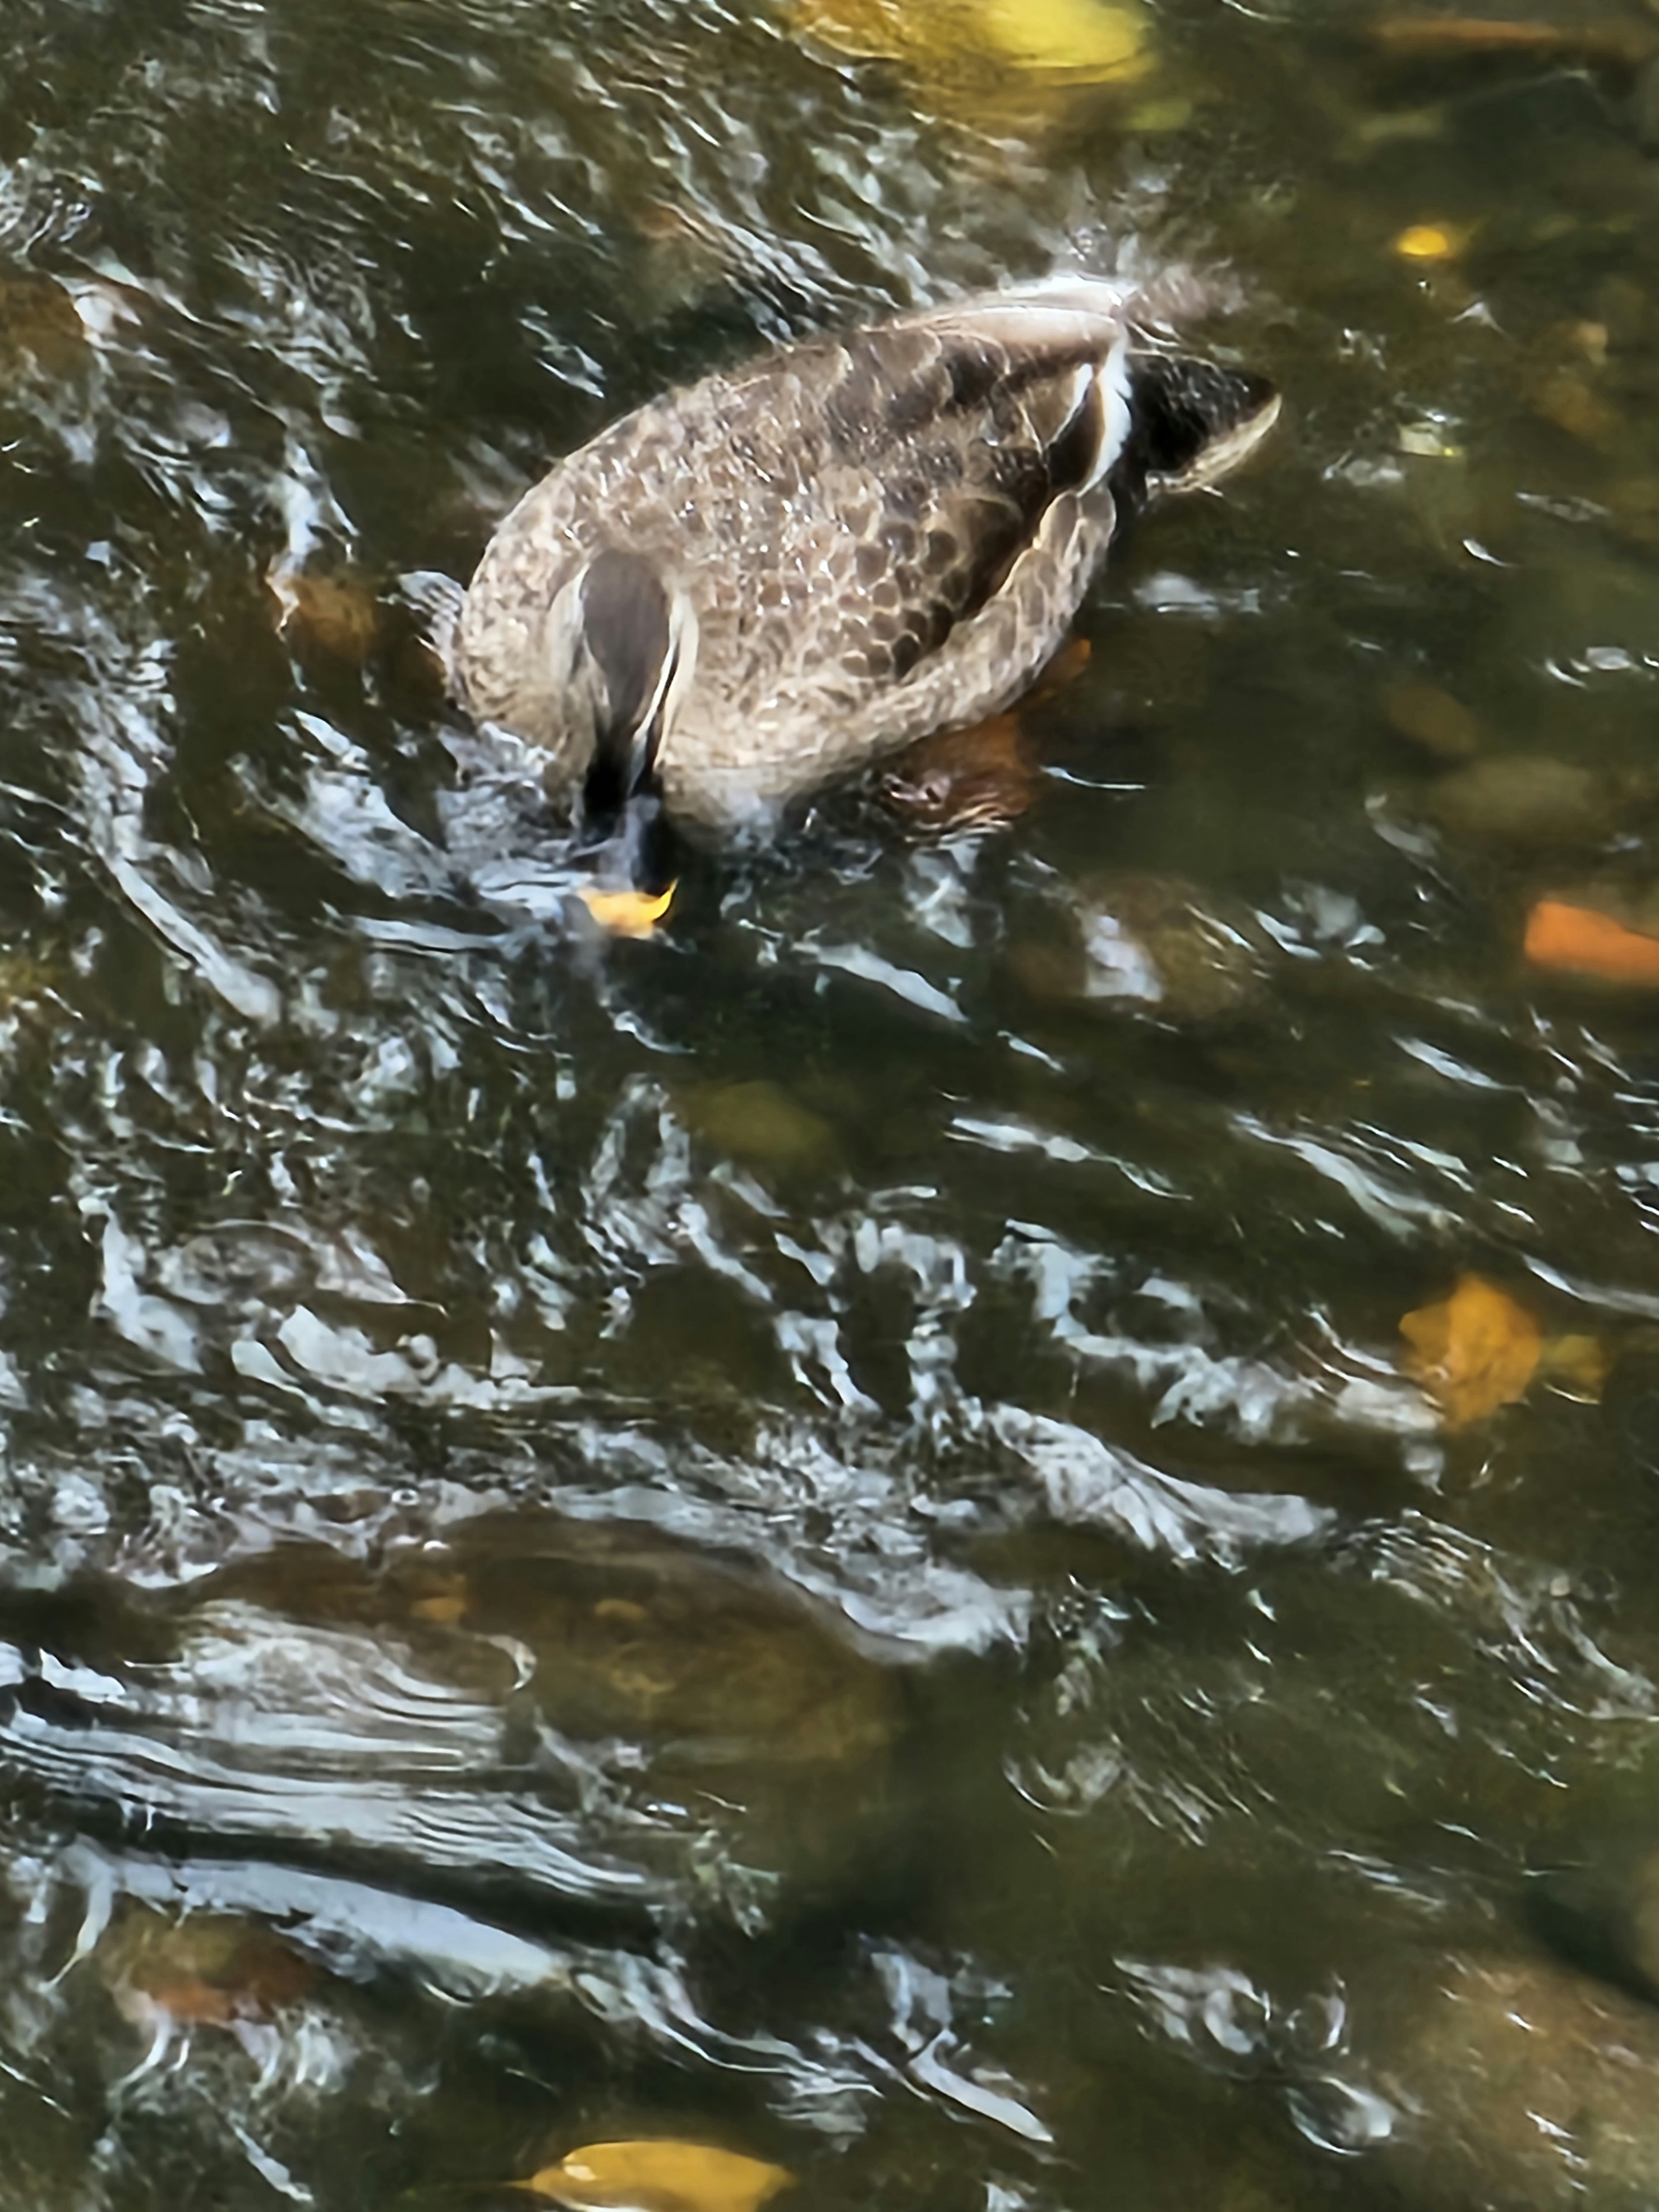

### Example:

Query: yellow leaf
xmin=794 ymin=0 xmax=1149 ymax=83
xmin=526 ymin=2142 xmax=793 ymax=2212
xmin=1399 ymin=1274 xmax=1543 ymax=1430
xmin=409 ymin=1589 xmax=469 ymax=1625
xmin=1394 ymin=223 xmax=1465 ymax=262
xmin=977 ymin=0 xmax=1146 ymax=75
xmin=1538 ymin=1333 xmax=1609 ymax=1402
xmin=578 ymin=883 xmax=676 ymax=938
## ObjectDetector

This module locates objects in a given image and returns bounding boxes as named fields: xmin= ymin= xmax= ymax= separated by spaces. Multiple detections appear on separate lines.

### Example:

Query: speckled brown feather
xmin=451 ymin=281 xmax=1268 ymax=830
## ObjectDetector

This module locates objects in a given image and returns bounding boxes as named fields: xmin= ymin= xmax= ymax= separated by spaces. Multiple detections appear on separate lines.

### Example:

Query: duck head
xmin=540 ymin=547 xmax=697 ymax=830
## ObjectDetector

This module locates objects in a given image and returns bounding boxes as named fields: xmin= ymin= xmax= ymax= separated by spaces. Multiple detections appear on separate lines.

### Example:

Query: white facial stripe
xmin=1046 ymin=359 xmax=1119 ymax=498
xmin=637 ymin=628 xmax=678 ymax=744
xmin=648 ymin=596 xmax=698 ymax=771
xmin=1091 ymin=341 xmax=1132 ymax=491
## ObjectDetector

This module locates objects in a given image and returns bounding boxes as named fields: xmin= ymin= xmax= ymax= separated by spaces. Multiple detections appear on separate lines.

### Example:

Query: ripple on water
xmin=4 ymin=0 xmax=1659 ymax=2205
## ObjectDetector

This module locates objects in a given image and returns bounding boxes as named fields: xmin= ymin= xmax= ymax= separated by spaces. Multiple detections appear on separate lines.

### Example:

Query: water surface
xmin=4 ymin=2 xmax=1659 ymax=2206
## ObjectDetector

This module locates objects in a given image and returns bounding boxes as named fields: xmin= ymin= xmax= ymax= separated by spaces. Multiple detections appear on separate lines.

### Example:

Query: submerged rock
xmin=680 ymin=1079 xmax=840 ymax=1177
xmin=1604 ymin=1333 xmax=1659 ymax=1477
xmin=1421 ymin=755 xmax=1646 ymax=845
xmin=1381 ymin=678 xmax=1483 ymax=760
xmin=1530 ymin=1831 xmax=1659 ymax=2009
xmin=433 ymin=1513 xmax=900 ymax=1769
xmin=200 ymin=1518 xmax=904 ymax=1772
xmin=1013 ymin=872 xmax=1271 ymax=1023
xmin=196 ymin=1517 xmax=907 ymax=1901
xmin=1328 ymin=1944 xmax=1659 ymax=2211
xmin=0 ymin=272 xmax=97 ymax=381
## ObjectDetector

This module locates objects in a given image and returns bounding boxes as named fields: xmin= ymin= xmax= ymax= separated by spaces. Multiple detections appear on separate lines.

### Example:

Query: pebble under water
xmin=7 ymin=2 xmax=1659 ymax=2206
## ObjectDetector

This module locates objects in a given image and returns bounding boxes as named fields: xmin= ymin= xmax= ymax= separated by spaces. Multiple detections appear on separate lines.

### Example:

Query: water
xmin=5 ymin=0 xmax=1659 ymax=2204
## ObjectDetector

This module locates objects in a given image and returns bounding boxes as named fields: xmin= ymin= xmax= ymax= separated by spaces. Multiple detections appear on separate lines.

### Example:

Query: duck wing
xmin=454 ymin=282 xmax=1140 ymax=809
xmin=751 ymin=284 xmax=1132 ymax=691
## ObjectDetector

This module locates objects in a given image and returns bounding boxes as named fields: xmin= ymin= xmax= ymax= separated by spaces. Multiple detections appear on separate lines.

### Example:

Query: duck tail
xmin=898 ymin=267 xmax=1253 ymax=377
xmin=1116 ymin=355 xmax=1282 ymax=507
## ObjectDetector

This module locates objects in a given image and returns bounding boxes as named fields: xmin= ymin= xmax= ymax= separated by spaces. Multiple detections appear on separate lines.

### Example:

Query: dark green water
xmin=6 ymin=1 xmax=1659 ymax=2205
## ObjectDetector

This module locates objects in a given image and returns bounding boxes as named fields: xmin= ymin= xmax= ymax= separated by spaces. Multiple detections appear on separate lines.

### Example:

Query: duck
xmin=448 ymin=277 xmax=1278 ymax=846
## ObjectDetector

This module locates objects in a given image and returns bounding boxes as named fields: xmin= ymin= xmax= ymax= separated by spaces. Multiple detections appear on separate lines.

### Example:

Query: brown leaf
xmin=525 ymin=2142 xmax=792 ymax=2212
xmin=267 ymin=568 xmax=382 ymax=663
xmin=1369 ymin=17 xmax=1653 ymax=70
xmin=1399 ymin=1274 xmax=1543 ymax=1429
xmin=113 ymin=1916 xmax=315 ymax=2028
xmin=1032 ymin=635 xmax=1091 ymax=700
xmin=883 ymin=712 xmax=1041 ymax=835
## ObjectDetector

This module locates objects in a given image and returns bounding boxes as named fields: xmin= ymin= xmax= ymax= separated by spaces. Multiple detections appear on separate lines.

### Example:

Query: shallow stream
xmin=6 ymin=2 xmax=1659 ymax=2206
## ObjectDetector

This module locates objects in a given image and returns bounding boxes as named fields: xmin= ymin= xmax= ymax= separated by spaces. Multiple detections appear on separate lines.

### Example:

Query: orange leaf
xmin=1399 ymin=1274 xmax=1543 ymax=1429
xmin=1525 ymin=900 xmax=1659 ymax=985
xmin=1033 ymin=634 xmax=1091 ymax=700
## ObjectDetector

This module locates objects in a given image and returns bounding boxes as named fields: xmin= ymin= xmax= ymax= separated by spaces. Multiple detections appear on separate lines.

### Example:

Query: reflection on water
xmin=6 ymin=0 xmax=1659 ymax=2204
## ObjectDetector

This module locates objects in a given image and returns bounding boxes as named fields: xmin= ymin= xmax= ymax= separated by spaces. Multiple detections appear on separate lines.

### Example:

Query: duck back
xmin=451 ymin=281 xmax=1274 ymax=829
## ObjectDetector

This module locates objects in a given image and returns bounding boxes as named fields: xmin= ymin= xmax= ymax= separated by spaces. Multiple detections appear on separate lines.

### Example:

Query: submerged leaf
xmin=883 ymin=711 xmax=1041 ymax=835
xmin=1399 ymin=1274 xmax=1543 ymax=1429
xmin=976 ymin=0 xmax=1145 ymax=73
xmin=682 ymin=1079 xmax=838 ymax=1173
xmin=1538 ymin=1333 xmax=1609 ymax=1402
xmin=1031 ymin=633 xmax=1091 ymax=701
xmin=795 ymin=0 xmax=1149 ymax=83
xmin=1531 ymin=368 xmax=1617 ymax=447
xmin=526 ymin=2142 xmax=792 ymax=2212
xmin=1369 ymin=16 xmax=1653 ymax=68
xmin=1394 ymin=223 xmax=1468 ymax=262
xmin=1525 ymin=899 xmax=1659 ymax=986
xmin=105 ymin=1907 xmax=316 ymax=2029
xmin=267 ymin=566 xmax=382 ymax=663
